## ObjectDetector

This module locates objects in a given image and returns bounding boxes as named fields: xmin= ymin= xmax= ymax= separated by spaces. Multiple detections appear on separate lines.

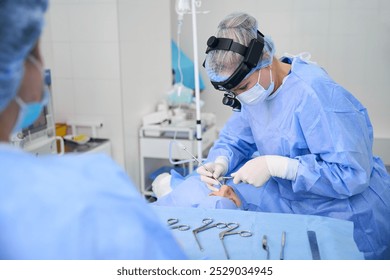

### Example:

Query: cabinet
xmin=139 ymin=118 xmax=217 ymax=196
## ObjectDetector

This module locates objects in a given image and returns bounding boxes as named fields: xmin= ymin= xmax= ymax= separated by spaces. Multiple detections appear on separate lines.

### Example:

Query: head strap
xmin=204 ymin=30 xmax=265 ymax=91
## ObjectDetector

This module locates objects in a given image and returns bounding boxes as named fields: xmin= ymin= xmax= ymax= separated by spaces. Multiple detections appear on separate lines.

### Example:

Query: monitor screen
xmin=22 ymin=105 xmax=48 ymax=136
xmin=22 ymin=69 xmax=52 ymax=137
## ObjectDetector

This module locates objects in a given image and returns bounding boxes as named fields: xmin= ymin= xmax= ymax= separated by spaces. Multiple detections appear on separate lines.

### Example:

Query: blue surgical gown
xmin=0 ymin=144 xmax=186 ymax=260
xmin=206 ymin=57 xmax=390 ymax=260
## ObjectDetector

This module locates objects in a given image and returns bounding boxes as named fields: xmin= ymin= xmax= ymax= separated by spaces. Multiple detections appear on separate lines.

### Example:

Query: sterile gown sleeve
xmin=206 ymin=112 xmax=257 ymax=171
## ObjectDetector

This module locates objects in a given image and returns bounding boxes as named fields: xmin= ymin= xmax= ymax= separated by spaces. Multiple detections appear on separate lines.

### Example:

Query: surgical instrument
xmin=220 ymin=176 xmax=233 ymax=185
xmin=192 ymin=218 xmax=230 ymax=251
xmin=175 ymin=141 xmax=223 ymax=187
xmin=280 ymin=231 xmax=286 ymax=260
xmin=167 ymin=218 xmax=190 ymax=231
xmin=307 ymin=230 xmax=321 ymax=260
xmin=219 ymin=223 xmax=252 ymax=260
xmin=262 ymin=235 xmax=270 ymax=260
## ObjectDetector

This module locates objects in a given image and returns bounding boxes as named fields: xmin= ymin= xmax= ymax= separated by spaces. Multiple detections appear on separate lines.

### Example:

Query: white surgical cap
xmin=0 ymin=0 xmax=48 ymax=113
xmin=205 ymin=12 xmax=275 ymax=83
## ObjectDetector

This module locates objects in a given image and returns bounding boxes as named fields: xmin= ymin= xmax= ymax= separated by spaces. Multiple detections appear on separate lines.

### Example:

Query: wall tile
xmin=73 ymin=79 xmax=122 ymax=116
xmin=51 ymin=42 xmax=73 ymax=78
xmin=68 ymin=3 xmax=118 ymax=42
xmin=70 ymin=42 xmax=120 ymax=79
xmin=48 ymin=4 xmax=71 ymax=42
xmin=51 ymin=78 xmax=76 ymax=123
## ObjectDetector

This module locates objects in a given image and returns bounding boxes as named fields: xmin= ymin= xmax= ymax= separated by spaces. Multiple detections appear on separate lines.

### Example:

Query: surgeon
xmin=0 ymin=0 xmax=185 ymax=260
xmin=198 ymin=12 xmax=390 ymax=259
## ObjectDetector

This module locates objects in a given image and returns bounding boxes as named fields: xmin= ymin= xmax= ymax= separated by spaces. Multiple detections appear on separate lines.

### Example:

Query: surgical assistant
xmin=199 ymin=12 xmax=390 ymax=259
xmin=0 ymin=0 xmax=185 ymax=260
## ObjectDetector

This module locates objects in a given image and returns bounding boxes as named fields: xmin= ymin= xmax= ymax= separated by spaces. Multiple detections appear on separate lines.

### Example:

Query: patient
xmin=152 ymin=169 xmax=258 ymax=210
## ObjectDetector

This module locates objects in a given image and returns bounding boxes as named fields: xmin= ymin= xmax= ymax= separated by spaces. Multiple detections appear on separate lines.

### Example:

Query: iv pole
xmin=174 ymin=0 xmax=206 ymax=164
xmin=190 ymin=0 xmax=203 ymax=163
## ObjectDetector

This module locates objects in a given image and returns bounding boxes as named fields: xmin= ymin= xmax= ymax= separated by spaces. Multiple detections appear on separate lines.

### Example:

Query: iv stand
xmin=190 ymin=0 xmax=203 ymax=163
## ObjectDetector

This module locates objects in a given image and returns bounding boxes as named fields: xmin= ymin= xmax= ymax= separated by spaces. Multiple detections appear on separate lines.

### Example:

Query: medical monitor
xmin=10 ymin=69 xmax=57 ymax=155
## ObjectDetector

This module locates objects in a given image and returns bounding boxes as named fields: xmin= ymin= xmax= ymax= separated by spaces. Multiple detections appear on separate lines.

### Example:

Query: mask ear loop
xmin=14 ymin=55 xmax=44 ymax=108
xmin=257 ymin=69 xmax=262 ymax=84
xmin=27 ymin=55 xmax=44 ymax=76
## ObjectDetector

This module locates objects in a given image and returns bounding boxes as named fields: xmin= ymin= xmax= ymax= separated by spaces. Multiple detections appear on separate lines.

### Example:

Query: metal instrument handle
xmin=167 ymin=218 xmax=178 ymax=226
xmin=171 ymin=224 xmax=190 ymax=231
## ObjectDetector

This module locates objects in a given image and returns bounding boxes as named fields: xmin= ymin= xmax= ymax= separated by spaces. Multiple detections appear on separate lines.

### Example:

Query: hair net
xmin=205 ymin=12 xmax=275 ymax=83
xmin=0 ymin=0 xmax=48 ymax=113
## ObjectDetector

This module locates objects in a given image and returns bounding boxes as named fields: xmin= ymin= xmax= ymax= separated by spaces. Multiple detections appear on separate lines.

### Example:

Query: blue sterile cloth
xmin=0 ymin=144 xmax=186 ymax=260
xmin=152 ymin=205 xmax=364 ymax=260
xmin=171 ymin=40 xmax=205 ymax=91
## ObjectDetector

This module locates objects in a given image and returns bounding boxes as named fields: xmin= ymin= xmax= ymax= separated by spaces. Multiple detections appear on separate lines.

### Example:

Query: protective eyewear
xmin=203 ymin=30 xmax=265 ymax=91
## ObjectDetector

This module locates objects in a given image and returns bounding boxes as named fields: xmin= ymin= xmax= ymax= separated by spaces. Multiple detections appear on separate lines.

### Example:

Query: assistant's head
xmin=204 ymin=12 xmax=275 ymax=92
xmin=0 ymin=0 xmax=49 ymax=140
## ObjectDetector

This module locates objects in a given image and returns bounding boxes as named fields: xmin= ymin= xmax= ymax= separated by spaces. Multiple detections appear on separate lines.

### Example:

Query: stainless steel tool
xmin=176 ymin=141 xmax=222 ymax=187
xmin=262 ymin=235 xmax=270 ymax=260
xmin=192 ymin=218 xmax=231 ymax=251
xmin=307 ymin=230 xmax=321 ymax=260
xmin=219 ymin=223 xmax=252 ymax=260
xmin=167 ymin=218 xmax=190 ymax=231
xmin=280 ymin=231 xmax=286 ymax=260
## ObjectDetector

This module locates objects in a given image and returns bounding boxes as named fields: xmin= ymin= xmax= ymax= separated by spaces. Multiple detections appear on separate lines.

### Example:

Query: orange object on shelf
xmin=55 ymin=123 xmax=67 ymax=137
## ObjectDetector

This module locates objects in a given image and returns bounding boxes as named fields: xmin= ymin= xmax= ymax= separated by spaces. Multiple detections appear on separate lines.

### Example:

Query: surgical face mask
xmin=12 ymin=55 xmax=49 ymax=133
xmin=236 ymin=68 xmax=274 ymax=105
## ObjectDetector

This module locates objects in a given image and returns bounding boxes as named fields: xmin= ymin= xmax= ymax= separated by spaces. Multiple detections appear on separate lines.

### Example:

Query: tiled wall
xmin=117 ymin=0 xmax=172 ymax=185
xmin=42 ymin=0 xmax=126 ymax=167
xmin=41 ymin=0 xmax=172 ymax=186
xmin=174 ymin=0 xmax=390 ymax=162
xmin=40 ymin=0 xmax=390 ymax=186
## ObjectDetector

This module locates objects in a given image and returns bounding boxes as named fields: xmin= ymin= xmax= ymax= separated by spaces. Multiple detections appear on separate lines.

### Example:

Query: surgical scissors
xmin=219 ymin=223 xmax=253 ymax=260
xmin=167 ymin=218 xmax=190 ymax=231
xmin=192 ymin=218 xmax=233 ymax=251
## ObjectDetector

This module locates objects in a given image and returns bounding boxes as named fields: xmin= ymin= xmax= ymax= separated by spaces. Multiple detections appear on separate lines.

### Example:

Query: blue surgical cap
xmin=205 ymin=12 xmax=276 ymax=84
xmin=0 ymin=0 xmax=48 ymax=113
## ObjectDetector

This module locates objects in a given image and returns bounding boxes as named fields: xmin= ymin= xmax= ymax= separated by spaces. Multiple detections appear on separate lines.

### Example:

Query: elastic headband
xmin=204 ymin=30 xmax=265 ymax=91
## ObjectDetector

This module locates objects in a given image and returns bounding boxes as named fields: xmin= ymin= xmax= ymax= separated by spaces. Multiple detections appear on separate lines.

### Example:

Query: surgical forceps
xmin=262 ymin=235 xmax=270 ymax=260
xmin=192 ymin=218 xmax=232 ymax=251
xmin=167 ymin=218 xmax=190 ymax=231
xmin=219 ymin=223 xmax=253 ymax=260
xmin=175 ymin=141 xmax=223 ymax=188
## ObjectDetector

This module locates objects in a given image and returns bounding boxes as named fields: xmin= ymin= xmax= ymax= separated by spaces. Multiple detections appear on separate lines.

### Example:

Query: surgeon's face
xmin=230 ymin=67 xmax=271 ymax=96
xmin=17 ymin=42 xmax=44 ymax=104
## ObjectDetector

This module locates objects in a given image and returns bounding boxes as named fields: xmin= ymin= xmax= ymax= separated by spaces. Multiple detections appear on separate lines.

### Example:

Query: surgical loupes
xmin=192 ymin=218 xmax=229 ymax=251
xmin=219 ymin=223 xmax=252 ymax=260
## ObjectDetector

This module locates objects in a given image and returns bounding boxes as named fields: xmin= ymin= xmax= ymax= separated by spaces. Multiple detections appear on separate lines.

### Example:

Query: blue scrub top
xmin=0 ymin=144 xmax=186 ymax=260
xmin=205 ymin=57 xmax=390 ymax=259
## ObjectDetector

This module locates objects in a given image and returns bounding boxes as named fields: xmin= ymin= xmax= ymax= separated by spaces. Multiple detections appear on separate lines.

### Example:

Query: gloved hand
xmin=231 ymin=155 xmax=299 ymax=187
xmin=196 ymin=156 xmax=228 ymax=191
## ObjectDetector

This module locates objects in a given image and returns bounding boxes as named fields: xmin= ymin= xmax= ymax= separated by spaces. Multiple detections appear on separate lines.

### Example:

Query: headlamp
xmin=204 ymin=30 xmax=265 ymax=91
